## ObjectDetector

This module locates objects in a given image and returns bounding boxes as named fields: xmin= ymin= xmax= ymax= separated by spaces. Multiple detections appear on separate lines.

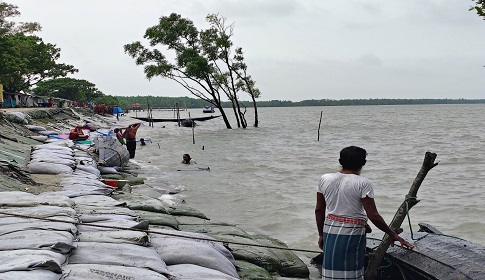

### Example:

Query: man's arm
xmin=315 ymin=192 xmax=326 ymax=249
xmin=362 ymin=196 xmax=414 ymax=249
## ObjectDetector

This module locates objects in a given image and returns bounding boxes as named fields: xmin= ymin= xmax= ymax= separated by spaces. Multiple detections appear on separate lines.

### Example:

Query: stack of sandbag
xmin=61 ymin=195 xmax=172 ymax=279
xmin=28 ymin=142 xmax=75 ymax=175
xmin=0 ymin=191 xmax=77 ymax=280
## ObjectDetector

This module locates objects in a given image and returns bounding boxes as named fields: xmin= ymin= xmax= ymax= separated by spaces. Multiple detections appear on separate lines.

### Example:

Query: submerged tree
xmin=124 ymin=13 xmax=261 ymax=129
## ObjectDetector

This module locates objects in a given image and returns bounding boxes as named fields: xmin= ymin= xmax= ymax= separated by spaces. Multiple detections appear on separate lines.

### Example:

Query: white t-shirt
xmin=317 ymin=172 xmax=374 ymax=221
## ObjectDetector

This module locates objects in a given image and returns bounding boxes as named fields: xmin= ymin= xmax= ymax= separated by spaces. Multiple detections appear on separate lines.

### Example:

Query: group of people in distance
xmin=113 ymin=123 xmax=141 ymax=159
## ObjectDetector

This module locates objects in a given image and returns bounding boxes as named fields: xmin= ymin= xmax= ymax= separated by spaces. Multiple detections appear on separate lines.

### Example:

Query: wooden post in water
xmin=317 ymin=111 xmax=323 ymax=141
xmin=176 ymin=103 xmax=180 ymax=127
xmin=364 ymin=151 xmax=439 ymax=280
xmin=189 ymin=112 xmax=195 ymax=144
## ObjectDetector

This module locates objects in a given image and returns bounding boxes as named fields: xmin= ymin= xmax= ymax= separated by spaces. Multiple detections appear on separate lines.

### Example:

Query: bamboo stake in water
xmin=189 ymin=112 xmax=195 ymax=144
xmin=317 ymin=111 xmax=323 ymax=141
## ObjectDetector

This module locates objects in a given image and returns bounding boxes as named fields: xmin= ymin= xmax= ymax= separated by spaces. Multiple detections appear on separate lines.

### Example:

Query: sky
xmin=7 ymin=0 xmax=485 ymax=101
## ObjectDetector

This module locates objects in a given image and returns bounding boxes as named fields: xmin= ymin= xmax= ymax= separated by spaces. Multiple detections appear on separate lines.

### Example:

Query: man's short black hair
xmin=339 ymin=146 xmax=367 ymax=171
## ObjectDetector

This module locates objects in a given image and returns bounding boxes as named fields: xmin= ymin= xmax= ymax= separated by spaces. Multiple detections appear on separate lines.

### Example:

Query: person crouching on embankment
xmin=315 ymin=146 xmax=414 ymax=280
xmin=122 ymin=123 xmax=141 ymax=159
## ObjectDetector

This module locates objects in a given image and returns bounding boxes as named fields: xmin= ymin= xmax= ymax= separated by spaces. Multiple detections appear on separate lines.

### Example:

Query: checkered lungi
xmin=321 ymin=218 xmax=366 ymax=280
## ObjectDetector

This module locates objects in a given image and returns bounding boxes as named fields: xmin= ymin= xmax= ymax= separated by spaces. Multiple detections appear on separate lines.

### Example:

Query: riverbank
xmin=0 ymin=107 xmax=312 ymax=279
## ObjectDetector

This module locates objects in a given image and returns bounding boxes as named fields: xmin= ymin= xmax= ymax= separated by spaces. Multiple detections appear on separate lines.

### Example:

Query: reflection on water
xmin=131 ymin=104 xmax=485 ymax=257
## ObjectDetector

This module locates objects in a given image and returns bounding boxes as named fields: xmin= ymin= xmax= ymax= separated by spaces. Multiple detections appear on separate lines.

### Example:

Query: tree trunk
xmin=364 ymin=152 xmax=438 ymax=280
xmin=251 ymin=95 xmax=259 ymax=127
xmin=215 ymin=103 xmax=232 ymax=129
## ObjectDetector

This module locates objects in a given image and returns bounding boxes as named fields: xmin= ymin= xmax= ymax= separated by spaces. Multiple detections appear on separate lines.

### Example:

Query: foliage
xmin=0 ymin=2 xmax=41 ymax=35
xmin=32 ymin=77 xmax=102 ymax=103
xmin=470 ymin=0 xmax=485 ymax=18
xmin=94 ymin=95 xmax=119 ymax=105
xmin=0 ymin=33 xmax=77 ymax=93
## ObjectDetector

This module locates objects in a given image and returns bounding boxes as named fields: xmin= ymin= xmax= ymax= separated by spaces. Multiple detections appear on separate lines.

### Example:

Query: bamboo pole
xmin=317 ymin=111 xmax=323 ymax=141
xmin=189 ymin=112 xmax=195 ymax=144
xmin=364 ymin=151 xmax=439 ymax=279
xmin=176 ymin=103 xmax=180 ymax=127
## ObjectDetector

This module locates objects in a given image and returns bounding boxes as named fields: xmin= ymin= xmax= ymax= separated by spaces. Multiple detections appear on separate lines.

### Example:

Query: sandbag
xmin=0 ymin=192 xmax=74 ymax=208
xmin=98 ymin=166 xmax=120 ymax=174
xmin=0 ymin=270 xmax=61 ymax=280
xmin=178 ymin=224 xmax=250 ymax=239
xmin=235 ymin=260 xmax=273 ymax=280
xmin=0 ymin=230 xmax=75 ymax=253
xmin=76 ymin=219 xmax=146 ymax=232
xmin=0 ymin=205 xmax=77 ymax=218
xmin=112 ymin=193 xmax=168 ymax=214
xmin=167 ymin=206 xmax=208 ymax=220
xmin=25 ymin=125 xmax=47 ymax=131
xmin=150 ymin=235 xmax=238 ymax=278
xmin=29 ymin=135 xmax=49 ymax=142
xmin=176 ymin=216 xmax=234 ymax=226
xmin=61 ymin=264 xmax=168 ymax=280
xmin=0 ymin=249 xmax=66 ymax=273
xmin=30 ymin=158 xmax=76 ymax=168
xmin=210 ymin=234 xmax=282 ymax=273
xmin=74 ymin=205 xmax=136 ymax=216
xmin=77 ymin=231 xmax=149 ymax=246
xmin=37 ymin=130 xmax=60 ymax=136
xmin=0 ymin=221 xmax=78 ymax=236
xmin=31 ymin=151 xmax=74 ymax=159
xmin=27 ymin=162 xmax=73 ymax=175
xmin=48 ymin=189 xmax=112 ymax=198
xmin=133 ymin=210 xmax=179 ymax=229
xmin=78 ymin=213 xmax=137 ymax=223
xmin=74 ymin=165 xmax=100 ymax=177
xmin=167 ymin=264 xmax=239 ymax=280
xmin=72 ymin=195 xmax=126 ymax=208
xmin=149 ymin=228 xmax=236 ymax=264
xmin=0 ymin=216 xmax=76 ymax=226
xmin=67 ymin=242 xmax=171 ymax=276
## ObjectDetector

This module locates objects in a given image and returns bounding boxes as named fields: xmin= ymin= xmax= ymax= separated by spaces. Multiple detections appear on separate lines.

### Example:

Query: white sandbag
xmin=168 ymin=264 xmax=239 ymax=280
xmin=72 ymin=195 xmax=125 ymax=208
xmin=0 ymin=221 xmax=77 ymax=236
xmin=0 ymin=205 xmax=77 ymax=218
xmin=0 ymin=216 xmax=76 ymax=226
xmin=74 ymin=165 xmax=100 ymax=177
xmin=60 ymin=178 xmax=107 ymax=188
xmin=29 ymin=135 xmax=49 ymax=142
xmin=74 ymin=157 xmax=97 ymax=166
xmin=67 ymin=242 xmax=171 ymax=276
xmin=0 ymin=270 xmax=61 ymax=280
xmin=33 ymin=143 xmax=72 ymax=151
xmin=25 ymin=125 xmax=47 ymax=131
xmin=74 ymin=206 xmax=136 ymax=216
xmin=77 ymin=231 xmax=148 ymax=246
xmin=0 ymin=249 xmax=66 ymax=273
xmin=61 ymin=264 xmax=168 ymax=280
xmin=76 ymin=219 xmax=146 ymax=232
xmin=28 ymin=162 xmax=73 ymax=175
xmin=0 ymin=230 xmax=75 ymax=253
xmin=150 ymin=228 xmax=235 ymax=263
xmin=73 ymin=150 xmax=90 ymax=157
xmin=0 ymin=191 xmax=74 ymax=208
xmin=30 ymin=158 xmax=76 ymax=168
xmin=112 ymin=194 xmax=168 ymax=214
xmin=70 ymin=170 xmax=99 ymax=179
xmin=31 ymin=151 xmax=74 ymax=160
xmin=78 ymin=213 xmax=137 ymax=223
xmin=98 ymin=166 xmax=119 ymax=174
xmin=150 ymin=235 xmax=238 ymax=278
xmin=48 ymin=189 xmax=113 ymax=198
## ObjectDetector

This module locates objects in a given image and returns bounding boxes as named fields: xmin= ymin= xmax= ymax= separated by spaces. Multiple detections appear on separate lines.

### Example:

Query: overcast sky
xmin=8 ymin=0 xmax=485 ymax=101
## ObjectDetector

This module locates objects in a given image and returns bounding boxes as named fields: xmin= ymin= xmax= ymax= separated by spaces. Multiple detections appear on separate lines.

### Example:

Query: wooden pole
xmin=317 ymin=111 xmax=323 ymax=141
xmin=176 ymin=103 xmax=180 ymax=127
xmin=364 ymin=152 xmax=439 ymax=280
xmin=189 ymin=112 xmax=195 ymax=144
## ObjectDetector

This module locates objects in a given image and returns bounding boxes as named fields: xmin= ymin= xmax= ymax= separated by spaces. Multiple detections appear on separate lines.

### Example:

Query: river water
xmin=127 ymin=104 xmax=485 ymax=273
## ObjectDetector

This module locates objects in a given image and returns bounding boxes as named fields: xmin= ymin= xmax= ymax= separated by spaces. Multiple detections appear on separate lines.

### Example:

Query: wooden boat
xmin=203 ymin=105 xmax=215 ymax=113
xmin=311 ymin=223 xmax=485 ymax=280
xmin=133 ymin=115 xmax=221 ymax=123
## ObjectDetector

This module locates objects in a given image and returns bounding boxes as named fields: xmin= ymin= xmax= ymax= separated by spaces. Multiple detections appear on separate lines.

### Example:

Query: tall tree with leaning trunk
xmin=124 ymin=13 xmax=261 ymax=129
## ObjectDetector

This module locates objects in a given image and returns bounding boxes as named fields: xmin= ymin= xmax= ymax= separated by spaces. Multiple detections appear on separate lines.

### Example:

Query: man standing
xmin=315 ymin=146 xmax=413 ymax=280
xmin=122 ymin=123 xmax=141 ymax=159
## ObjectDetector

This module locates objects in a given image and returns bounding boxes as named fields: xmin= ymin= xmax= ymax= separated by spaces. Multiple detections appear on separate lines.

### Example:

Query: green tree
xmin=0 ymin=33 xmax=77 ymax=93
xmin=471 ymin=0 xmax=485 ymax=18
xmin=0 ymin=2 xmax=41 ymax=35
xmin=124 ymin=13 xmax=261 ymax=129
xmin=33 ymin=77 xmax=103 ymax=103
